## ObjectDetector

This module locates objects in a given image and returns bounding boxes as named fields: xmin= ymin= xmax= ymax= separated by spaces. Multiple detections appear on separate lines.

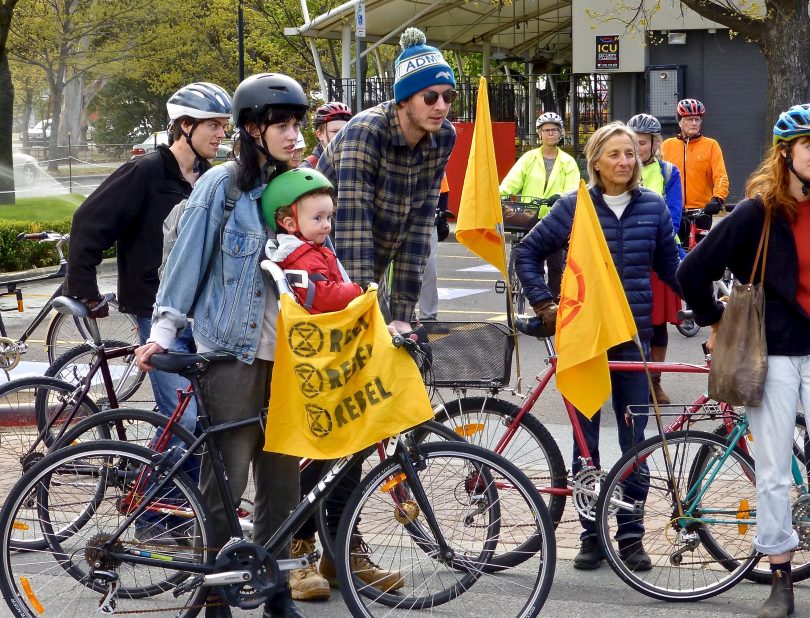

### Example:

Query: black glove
xmin=80 ymin=295 xmax=109 ymax=319
xmin=703 ymin=197 xmax=723 ymax=215
xmin=547 ymin=194 xmax=561 ymax=206
xmin=531 ymin=298 xmax=558 ymax=330
xmin=436 ymin=216 xmax=450 ymax=242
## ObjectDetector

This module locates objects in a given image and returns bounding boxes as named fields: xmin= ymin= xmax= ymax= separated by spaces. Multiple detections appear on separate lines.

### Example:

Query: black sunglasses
xmin=422 ymin=89 xmax=457 ymax=105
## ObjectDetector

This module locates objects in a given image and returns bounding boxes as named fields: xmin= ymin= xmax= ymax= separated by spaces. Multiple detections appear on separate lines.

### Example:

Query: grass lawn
xmin=0 ymin=194 xmax=84 ymax=222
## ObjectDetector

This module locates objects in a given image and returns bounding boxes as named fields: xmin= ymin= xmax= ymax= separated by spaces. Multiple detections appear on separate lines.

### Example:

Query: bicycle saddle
xmin=149 ymin=351 xmax=236 ymax=374
xmin=51 ymin=295 xmax=89 ymax=318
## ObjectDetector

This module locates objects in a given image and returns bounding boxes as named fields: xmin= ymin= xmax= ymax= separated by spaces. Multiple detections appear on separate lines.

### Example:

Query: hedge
xmin=0 ymin=220 xmax=116 ymax=274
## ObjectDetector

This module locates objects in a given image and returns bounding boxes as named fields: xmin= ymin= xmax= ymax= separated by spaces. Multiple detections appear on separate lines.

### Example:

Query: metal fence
xmin=325 ymin=73 xmax=611 ymax=159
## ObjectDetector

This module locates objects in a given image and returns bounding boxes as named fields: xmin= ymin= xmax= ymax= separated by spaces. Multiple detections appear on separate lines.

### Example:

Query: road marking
xmin=439 ymin=309 xmax=505 ymax=316
xmin=438 ymin=277 xmax=499 ymax=283
xmin=459 ymin=264 xmax=501 ymax=272
xmin=438 ymin=288 xmax=488 ymax=300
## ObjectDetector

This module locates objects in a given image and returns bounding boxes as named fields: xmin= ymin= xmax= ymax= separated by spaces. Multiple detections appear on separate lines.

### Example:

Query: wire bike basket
xmin=420 ymin=321 xmax=513 ymax=389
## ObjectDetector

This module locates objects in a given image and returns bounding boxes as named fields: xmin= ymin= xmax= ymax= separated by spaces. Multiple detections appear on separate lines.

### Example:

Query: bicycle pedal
xmin=494 ymin=280 xmax=507 ymax=294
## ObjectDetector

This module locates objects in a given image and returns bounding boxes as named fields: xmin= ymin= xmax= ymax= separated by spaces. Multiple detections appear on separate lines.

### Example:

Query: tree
xmin=0 ymin=0 xmax=19 ymax=205
xmin=677 ymin=0 xmax=809 ymax=124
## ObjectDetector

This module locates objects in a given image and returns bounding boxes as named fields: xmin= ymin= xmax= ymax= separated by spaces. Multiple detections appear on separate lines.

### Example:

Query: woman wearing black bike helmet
xmin=136 ymin=73 xmax=309 ymax=618
xmin=679 ymin=103 xmax=810 ymax=618
xmin=628 ymin=113 xmax=684 ymax=404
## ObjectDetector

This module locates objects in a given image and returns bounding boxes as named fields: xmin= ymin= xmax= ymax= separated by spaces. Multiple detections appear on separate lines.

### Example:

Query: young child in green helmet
xmin=262 ymin=168 xmax=362 ymax=314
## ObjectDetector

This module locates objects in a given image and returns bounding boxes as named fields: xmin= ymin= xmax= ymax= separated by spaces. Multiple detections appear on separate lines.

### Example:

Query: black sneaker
xmin=573 ymin=537 xmax=604 ymax=570
xmin=618 ymin=538 xmax=652 ymax=572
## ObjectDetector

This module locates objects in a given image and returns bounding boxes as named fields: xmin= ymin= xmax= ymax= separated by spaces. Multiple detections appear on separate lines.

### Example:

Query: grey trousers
xmin=417 ymin=226 xmax=440 ymax=320
xmin=198 ymin=358 xmax=300 ymax=556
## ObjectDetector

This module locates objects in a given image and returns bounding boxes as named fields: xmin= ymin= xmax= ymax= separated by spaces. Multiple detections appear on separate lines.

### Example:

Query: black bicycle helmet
xmin=232 ymin=73 xmax=309 ymax=128
xmin=627 ymin=113 xmax=662 ymax=135
xmin=166 ymin=82 xmax=232 ymax=121
xmin=314 ymin=102 xmax=353 ymax=128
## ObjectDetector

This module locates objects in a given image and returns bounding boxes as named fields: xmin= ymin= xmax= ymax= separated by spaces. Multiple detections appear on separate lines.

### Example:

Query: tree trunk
xmin=759 ymin=2 xmax=810 ymax=133
xmin=20 ymin=86 xmax=33 ymax=149
xmin=60 ymin=76 xmax=83 ymax=147
xmin=47 ymin=82 xmax=64 ymax=172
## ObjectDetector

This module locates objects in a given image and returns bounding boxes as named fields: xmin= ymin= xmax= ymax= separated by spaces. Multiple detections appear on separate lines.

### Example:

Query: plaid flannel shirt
xmin=317 ymin=100 xmax=455 ymax=322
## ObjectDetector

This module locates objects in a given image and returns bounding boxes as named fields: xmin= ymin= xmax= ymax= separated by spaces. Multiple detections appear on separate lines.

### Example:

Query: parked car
xmin=12 ymin=152 xmax=42 ymax=186
xmin=130 ymin=131 xmax=231 ymax=160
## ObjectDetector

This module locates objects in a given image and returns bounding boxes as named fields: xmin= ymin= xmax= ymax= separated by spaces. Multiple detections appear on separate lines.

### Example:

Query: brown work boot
xmin=289 ymin=537 xmax=331 ymax=601
xmin=650 ymin=374 xmax=671 ymax=404
xmin=320 ymin=535 xmax=405 ymax=592
xmin=758 ymin=570 xmax=794 ymax=618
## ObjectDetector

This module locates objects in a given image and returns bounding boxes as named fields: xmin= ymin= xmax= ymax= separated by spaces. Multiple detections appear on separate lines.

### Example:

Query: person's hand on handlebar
xmin=387 ymin=320 xmax=412 ymax=337
xmin=531 ymin=298 xmax=558 ymax=330
xmin=703 ymin=197 xmax=724 ymax=215
xmin=134 ymin=342 xmax=166 ymax=372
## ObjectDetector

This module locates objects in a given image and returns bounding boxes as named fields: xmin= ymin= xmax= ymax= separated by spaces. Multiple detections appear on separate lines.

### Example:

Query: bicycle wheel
xmin=336 ymin=441 xmax=555 ymax=617
xmin=435 ymin=396 xmax=567 ymax=527
xmin=596 ymin=430 xmax=758 ymax=602
xmin=315 ymin=420 xmax=463 ymax=565
xmin=0 ymin=441 xmax=214 ymax=616
xmin=45 ymin=300 xmax=139 ymax=363
xmin=507 ymin=245 xmax=527 ymax=315
xmin=0 ymin=376 xmax=100 ymax=506
xmin=707 ymin=415 xmax=810 ymax=584
xmin=46 ymin=341 xmax=146 ymax=404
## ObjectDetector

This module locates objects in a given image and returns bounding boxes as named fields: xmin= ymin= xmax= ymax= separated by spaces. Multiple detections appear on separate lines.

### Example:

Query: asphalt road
xmin=0 ymin=240 xmax=801 ymax=617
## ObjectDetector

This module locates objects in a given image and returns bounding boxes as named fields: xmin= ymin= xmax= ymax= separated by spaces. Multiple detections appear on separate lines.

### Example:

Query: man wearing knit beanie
xmin=292 ymin=27 xmax=455 ymax=600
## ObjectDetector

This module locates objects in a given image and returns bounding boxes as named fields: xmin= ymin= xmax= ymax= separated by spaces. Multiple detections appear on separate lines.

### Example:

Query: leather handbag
xmin=708 ymin=211 xmax=771 ymax=407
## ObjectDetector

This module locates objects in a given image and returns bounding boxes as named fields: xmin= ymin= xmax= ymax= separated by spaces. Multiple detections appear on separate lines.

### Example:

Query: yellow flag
xmin=455 ymin=76 xmax=508 ymax=278
xmin=555 ymin=181 xmax=637 ymax=417
xmin=264 ymin=289 xmax=434 ymax=459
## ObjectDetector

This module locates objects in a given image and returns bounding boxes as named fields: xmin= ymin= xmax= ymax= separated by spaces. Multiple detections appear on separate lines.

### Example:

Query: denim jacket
xmin=151 ymin=164 xmax=273 ymax=363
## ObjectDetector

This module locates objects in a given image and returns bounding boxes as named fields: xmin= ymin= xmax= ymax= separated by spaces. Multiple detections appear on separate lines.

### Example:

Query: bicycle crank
xmin=572 ymin=467 xmax=608 ymax=522
xmin=0 ymin=336 xmax=22 ymax=371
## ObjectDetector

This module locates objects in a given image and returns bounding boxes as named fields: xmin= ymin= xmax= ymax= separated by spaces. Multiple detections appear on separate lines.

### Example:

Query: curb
xmin=0 ymin=256 xmax=117 ymax=285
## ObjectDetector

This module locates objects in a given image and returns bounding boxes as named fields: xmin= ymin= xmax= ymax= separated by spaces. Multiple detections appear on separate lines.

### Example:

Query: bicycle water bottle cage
xmin=515 ymin=316 xmax=555 ymax=338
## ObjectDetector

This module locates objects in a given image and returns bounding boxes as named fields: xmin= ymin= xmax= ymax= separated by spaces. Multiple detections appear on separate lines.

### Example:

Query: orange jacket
xmin=661 ymin=135 xmax=729 ymax=210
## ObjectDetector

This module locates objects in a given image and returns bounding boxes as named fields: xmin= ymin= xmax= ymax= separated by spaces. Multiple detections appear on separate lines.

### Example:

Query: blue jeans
xmin=136 ymin=317 xmax=198 ymax=435
xmin=572 ymin=340 xmax=650 ymax=542
xmin=135 ymin=318 xmax=199 ymax=530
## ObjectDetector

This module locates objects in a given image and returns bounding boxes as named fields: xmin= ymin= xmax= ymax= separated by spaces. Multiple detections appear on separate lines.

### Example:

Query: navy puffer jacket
xmin=515 ymin=185 xmax=681 ymax=340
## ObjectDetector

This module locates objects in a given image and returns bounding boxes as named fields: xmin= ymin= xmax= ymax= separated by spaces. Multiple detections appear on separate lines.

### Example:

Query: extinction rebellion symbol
xmin=294 ymin=363 xmax=323 ymax=399
xmin=306 ymin=404 xmax=333 ymax=438
xmin=288 ymin=322 xmax=324 ymax=358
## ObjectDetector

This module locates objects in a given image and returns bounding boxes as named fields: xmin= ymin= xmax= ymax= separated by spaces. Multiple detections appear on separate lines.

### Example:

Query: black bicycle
xmin=0 ymin=331 xmax=556 ymax=616
xmin=0 ymin=231 xmax=138 ymax=373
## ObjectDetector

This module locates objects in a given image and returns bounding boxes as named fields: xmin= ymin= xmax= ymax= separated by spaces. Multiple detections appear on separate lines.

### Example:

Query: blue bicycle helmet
xmin=773 ymin=103 xmax=810 ymax=145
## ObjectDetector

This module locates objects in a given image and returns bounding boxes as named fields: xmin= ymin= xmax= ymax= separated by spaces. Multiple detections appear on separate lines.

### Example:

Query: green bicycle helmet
xmin=261 ymin=168 xmax=334 ymax=232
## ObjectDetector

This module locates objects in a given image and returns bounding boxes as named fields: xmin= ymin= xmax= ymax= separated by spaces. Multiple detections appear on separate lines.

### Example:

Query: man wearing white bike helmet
xmin=499 ymin=111 xmax=581 ymax=299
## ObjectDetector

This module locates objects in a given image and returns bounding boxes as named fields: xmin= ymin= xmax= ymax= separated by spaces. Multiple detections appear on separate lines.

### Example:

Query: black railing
xmin=325 ymin=73 xmax=611 ymax=160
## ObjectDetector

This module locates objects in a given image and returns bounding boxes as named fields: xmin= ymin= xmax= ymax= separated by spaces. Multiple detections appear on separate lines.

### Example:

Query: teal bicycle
xmin=595 ymin=406 xmax=810 ymax=601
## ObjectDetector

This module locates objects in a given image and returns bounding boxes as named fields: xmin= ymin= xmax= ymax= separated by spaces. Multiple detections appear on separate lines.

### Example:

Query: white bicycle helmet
xmin=536 ymin=112 xmax=563 ymax=130
xmin=166 ymin=82 xmax=232 ymax=121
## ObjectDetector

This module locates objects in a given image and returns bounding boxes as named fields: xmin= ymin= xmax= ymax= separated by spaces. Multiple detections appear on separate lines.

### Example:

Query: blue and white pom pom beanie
xmin=394 ymin=28 xmax=456 ymax=103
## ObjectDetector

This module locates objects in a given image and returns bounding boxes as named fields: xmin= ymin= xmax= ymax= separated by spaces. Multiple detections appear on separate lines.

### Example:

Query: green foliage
xmin=89 ymin=78 xmax=168 ymax=150
xmin=0 ymin=218 xmax=72 ymax=272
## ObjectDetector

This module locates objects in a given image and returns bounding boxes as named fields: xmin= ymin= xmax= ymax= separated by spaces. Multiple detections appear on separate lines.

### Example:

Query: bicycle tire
xmin=314 ymin=420 xmax=464 ymax=566
xmin=704 ymin=416 xmax=810 ymax=584
xmin=0 ymin=440 xmax=214 ymax=616
xmin=45 ymin=340 xmax=146 ymax=404
xmin=507 ymin=245 xmax=527 ymax=315
xmin=677 ymin=301 xmax=701 ymax=337
xmin=45 ymin=300 xmax=139 ymax=364
xmin=0 ymin=376 xmax=100 ymax=511
xmin=336 ymin=440 xmax=555 ymax=617
xmin=435 ymin=396 xmax=567 ymax=527
xmin=596 ymin=430 xmax=758 ymax=602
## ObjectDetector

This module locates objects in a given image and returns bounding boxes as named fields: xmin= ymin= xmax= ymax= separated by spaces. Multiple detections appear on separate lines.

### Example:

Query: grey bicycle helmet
xmin=166 ymin=82 xmax=232 ymax=121
xmin=536 ymin=112 xmax=563 ymax=129
xmin=232 ymin=73 xmax=309 ymax=128
xmin=627 ymin=113 xmax=662 ymax=136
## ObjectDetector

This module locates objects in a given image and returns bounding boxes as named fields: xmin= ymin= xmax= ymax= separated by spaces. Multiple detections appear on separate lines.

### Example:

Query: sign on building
xmin=595 ymin=36 xmax=620 ymax=70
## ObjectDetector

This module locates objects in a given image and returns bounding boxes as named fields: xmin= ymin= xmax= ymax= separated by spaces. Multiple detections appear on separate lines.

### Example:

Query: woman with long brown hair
xmin=678 ymin=103 xmax=810 ymax=618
